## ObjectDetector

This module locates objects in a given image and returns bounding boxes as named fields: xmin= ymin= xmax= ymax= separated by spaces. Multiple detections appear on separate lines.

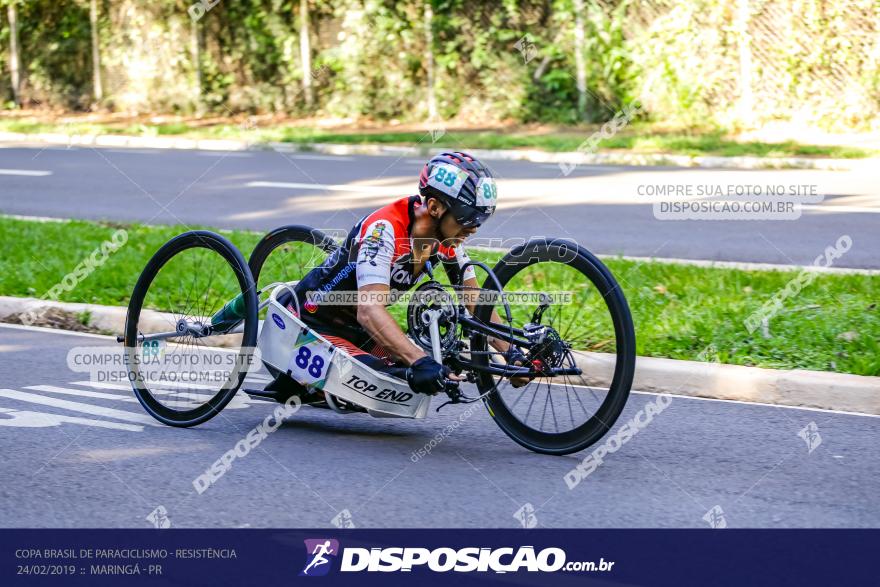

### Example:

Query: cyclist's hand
xmin=406 ymin=356 xmax=457 ymax=395
xmin=507 ymin=349 xmax=532 ymax=388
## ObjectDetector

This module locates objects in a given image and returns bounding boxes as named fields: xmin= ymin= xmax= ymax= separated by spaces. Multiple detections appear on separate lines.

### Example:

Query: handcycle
xmin=120 ymin=226 xmax=635 ymax=455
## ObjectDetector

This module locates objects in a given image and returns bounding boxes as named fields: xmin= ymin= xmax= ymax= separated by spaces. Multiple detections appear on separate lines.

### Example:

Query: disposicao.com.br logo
xmin=300 ymin=540 xmax=614 ymax=575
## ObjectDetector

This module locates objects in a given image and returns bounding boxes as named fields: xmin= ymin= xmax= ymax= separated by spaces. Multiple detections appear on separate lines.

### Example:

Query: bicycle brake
xmin=435 ymin=379 xmax=476 ymax=412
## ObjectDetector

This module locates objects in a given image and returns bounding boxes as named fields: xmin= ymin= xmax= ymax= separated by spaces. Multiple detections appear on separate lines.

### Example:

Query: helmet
xmin=418 ymin=151 xmax=497 ymax=228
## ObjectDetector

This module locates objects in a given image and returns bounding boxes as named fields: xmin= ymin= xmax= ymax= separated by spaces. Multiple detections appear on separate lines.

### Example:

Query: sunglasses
xmin=450 ymin=205 xmax=491 ymax=228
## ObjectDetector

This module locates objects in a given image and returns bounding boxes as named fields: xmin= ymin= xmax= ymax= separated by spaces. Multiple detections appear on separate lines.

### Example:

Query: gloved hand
xmin=406 ymin=356 xmax=451 ymax=395
xmin=505 ymin=348 xmax=533 ymax=388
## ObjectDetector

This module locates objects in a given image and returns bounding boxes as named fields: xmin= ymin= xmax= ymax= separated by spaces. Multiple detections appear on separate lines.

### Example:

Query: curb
xmin=0 ymin=296 xmax=242 ymax=348
xmin=1 ymin=296 xmax=877 ymax=415
xmin=0 ymin=131 xmax=873 ymax=171
xmin=573 ymin=352 xmax=879 ymax=416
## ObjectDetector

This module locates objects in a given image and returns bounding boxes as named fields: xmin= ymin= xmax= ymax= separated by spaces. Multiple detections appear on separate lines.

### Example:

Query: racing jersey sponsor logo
xmin=271 ymin=313 xmax=286 ymax=329
xmin=359 ymin=221 xmax=389 ymax=266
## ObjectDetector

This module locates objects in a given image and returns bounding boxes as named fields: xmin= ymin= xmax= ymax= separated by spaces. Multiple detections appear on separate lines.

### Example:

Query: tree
xmin=424 ymin=1 xmax=437 ymax=120
xmin=299 ymin=0 xmax=313 ymax=109
xmin=89 ymin=0 xmax=102 ymax=102
xmin=6 ymin=0 xmax=21 ymax=106
xmin=572 ymin=0 xmax=587 ymax=119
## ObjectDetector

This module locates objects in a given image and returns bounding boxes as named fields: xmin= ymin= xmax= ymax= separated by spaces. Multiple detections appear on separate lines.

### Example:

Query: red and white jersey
xmin=293 ymin=196 xmax=475 ymax=326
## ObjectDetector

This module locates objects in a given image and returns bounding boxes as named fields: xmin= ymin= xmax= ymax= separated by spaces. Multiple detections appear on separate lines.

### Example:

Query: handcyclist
xmin=271 ymin=151 xmax=529 ymax=399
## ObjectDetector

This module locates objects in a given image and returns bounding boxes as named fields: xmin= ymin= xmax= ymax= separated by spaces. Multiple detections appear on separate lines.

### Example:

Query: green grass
xmin=1 ymin=118 xmax=875 ymax=159
xmin=1 ymin=216 xmax=877 ymax=376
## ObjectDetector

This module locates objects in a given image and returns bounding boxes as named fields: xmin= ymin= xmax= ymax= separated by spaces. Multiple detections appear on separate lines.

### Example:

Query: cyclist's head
xmin=418 ymin=151 xmax=497 ymax=231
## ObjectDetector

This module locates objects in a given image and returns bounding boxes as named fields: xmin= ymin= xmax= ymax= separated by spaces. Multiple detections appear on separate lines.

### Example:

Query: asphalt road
xmin=1 ymin=144 xmax=878 ymax=267
xmin=2 ymin=324 xmax=877 ymax=529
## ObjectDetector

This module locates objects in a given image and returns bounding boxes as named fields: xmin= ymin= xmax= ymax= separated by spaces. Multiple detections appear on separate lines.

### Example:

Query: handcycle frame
xmin=249 ymin=259 xmax=581 ymax=419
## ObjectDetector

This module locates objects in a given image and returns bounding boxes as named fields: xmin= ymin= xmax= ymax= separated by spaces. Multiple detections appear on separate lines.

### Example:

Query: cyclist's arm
xmin=353 ymin=218 xmax=426 ymax=366
xmin=356 ymin=283 xmax=426 ymax=366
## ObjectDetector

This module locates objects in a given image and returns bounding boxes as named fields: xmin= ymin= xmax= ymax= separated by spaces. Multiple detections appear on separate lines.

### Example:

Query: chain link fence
xmin=612 ymin=0 xmax=879 ymax=130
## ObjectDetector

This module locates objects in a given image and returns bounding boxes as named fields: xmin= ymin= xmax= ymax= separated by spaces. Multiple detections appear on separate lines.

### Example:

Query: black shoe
xmin=250 ymin=372 xmax=317 ymax=404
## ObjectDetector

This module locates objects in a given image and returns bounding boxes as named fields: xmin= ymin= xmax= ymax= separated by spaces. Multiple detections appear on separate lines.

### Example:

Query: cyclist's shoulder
xmin=357 ymin=195 xmax=419 ymax=239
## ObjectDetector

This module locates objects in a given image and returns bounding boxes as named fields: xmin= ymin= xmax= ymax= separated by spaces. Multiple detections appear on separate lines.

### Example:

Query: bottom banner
xmin=2 ymin=529 xmax=875 ymax=586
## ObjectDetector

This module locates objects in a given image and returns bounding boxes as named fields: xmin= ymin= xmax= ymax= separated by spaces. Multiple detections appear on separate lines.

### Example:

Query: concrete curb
xmin=573 ymin=352 xmax=879 ymax=416
xmin=0 ymin=130 xmax=873 ymax=171
xmin=1 ymin=296 xmax=877 ymax=415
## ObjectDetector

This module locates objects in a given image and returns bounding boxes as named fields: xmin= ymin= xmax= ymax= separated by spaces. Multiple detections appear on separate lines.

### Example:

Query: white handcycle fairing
xmin=257 ymin=285 xmax=432 ymax=419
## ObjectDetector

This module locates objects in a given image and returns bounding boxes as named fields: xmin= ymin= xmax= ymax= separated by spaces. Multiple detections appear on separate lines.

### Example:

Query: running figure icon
xmin=302 ymin=540 xmax=336 ymax=575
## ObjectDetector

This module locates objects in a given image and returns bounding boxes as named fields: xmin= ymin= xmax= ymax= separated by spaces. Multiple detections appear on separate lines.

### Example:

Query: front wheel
xmin=471 ymin=239 xmax=636 ymax=455
xmin=124 ymin=231 xmax=259 ymax=427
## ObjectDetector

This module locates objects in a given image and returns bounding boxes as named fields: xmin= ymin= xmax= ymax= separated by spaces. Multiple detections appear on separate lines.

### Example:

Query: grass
xmin=0 ymin=216 xmax=877 ymax=376
xmin=1 ymin=117 xmax=875 ymax=159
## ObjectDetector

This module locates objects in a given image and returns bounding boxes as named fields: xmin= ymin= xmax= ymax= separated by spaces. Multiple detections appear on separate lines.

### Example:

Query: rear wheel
xmin=248 ymin=225 xmax=339 ymax=293
xmin=248 ymin=225 xmax=338 ymax=379
xmin=124 ymin=231 xmax=258 ymax=427
xmin=471 ymin=239 xmax=636 ymax=455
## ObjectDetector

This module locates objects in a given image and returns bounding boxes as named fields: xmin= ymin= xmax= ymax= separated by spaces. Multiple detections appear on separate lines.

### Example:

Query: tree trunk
xmin=424 ymin=1 xmax=437 ymax=120
xmin=7 ymin=0 xmax=21 ymax=107
xmin=89 ymin=0 xmax=103 ymax=102
xmin=299 ymin=0 xmax=313 ymax=109
xmin=736 ymin=0 xmax=754 ymax=127
xmin=573 ymin=0 xmax=587 ymax=119
xmin=191 ymin=18 xmax=202 ymax=111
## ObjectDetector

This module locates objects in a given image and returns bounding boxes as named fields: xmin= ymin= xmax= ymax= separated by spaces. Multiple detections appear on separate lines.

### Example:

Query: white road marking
xmin=246 ymin=181 xmax=399 ymax=194
xmin=102 ymin=148 xmax=167 ymax=155
xmin=801 ymin=204 xmax=880 ymax=214
xmin=0 ymin=406 xmax=143 ymax=431
xmin=75 ymin=379 xmax=219 ymax=392
xmin=629 ymin=389 xmax=880 ymax=418
xmin=25 ymin=384 xmax=139 ymax=402
xmin=283 ymin=154 xmax=354 ymax=161
xmin=539 ymin=163 xmax=622 ymax=171
xmin=73 ymin=381 xmax=253 ymax=408
xmin=195 ymin=151 xmax=253 ymax=158
xmin=0 ymin=389 xmax=163 ymax=426
xmin=0 ymin=169 xmax=52 ymax=176
xmin=0 ymin=323 xmax=119 ymax=340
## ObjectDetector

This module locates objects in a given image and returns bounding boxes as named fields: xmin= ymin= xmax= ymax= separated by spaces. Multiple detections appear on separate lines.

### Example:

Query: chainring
xmin=406 ymin=281 xmax=459 ymax=356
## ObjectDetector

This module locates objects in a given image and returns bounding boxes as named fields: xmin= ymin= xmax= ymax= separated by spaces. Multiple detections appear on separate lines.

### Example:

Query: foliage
xmin=0 ymin=0 xmax=877 ymax=130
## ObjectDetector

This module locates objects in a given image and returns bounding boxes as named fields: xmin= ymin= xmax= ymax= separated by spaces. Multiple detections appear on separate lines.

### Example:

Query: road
xmin=1 ymin=143 xmax=878 ymax=267
xmin=1 ymin=324 xmax=877 ymax=528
